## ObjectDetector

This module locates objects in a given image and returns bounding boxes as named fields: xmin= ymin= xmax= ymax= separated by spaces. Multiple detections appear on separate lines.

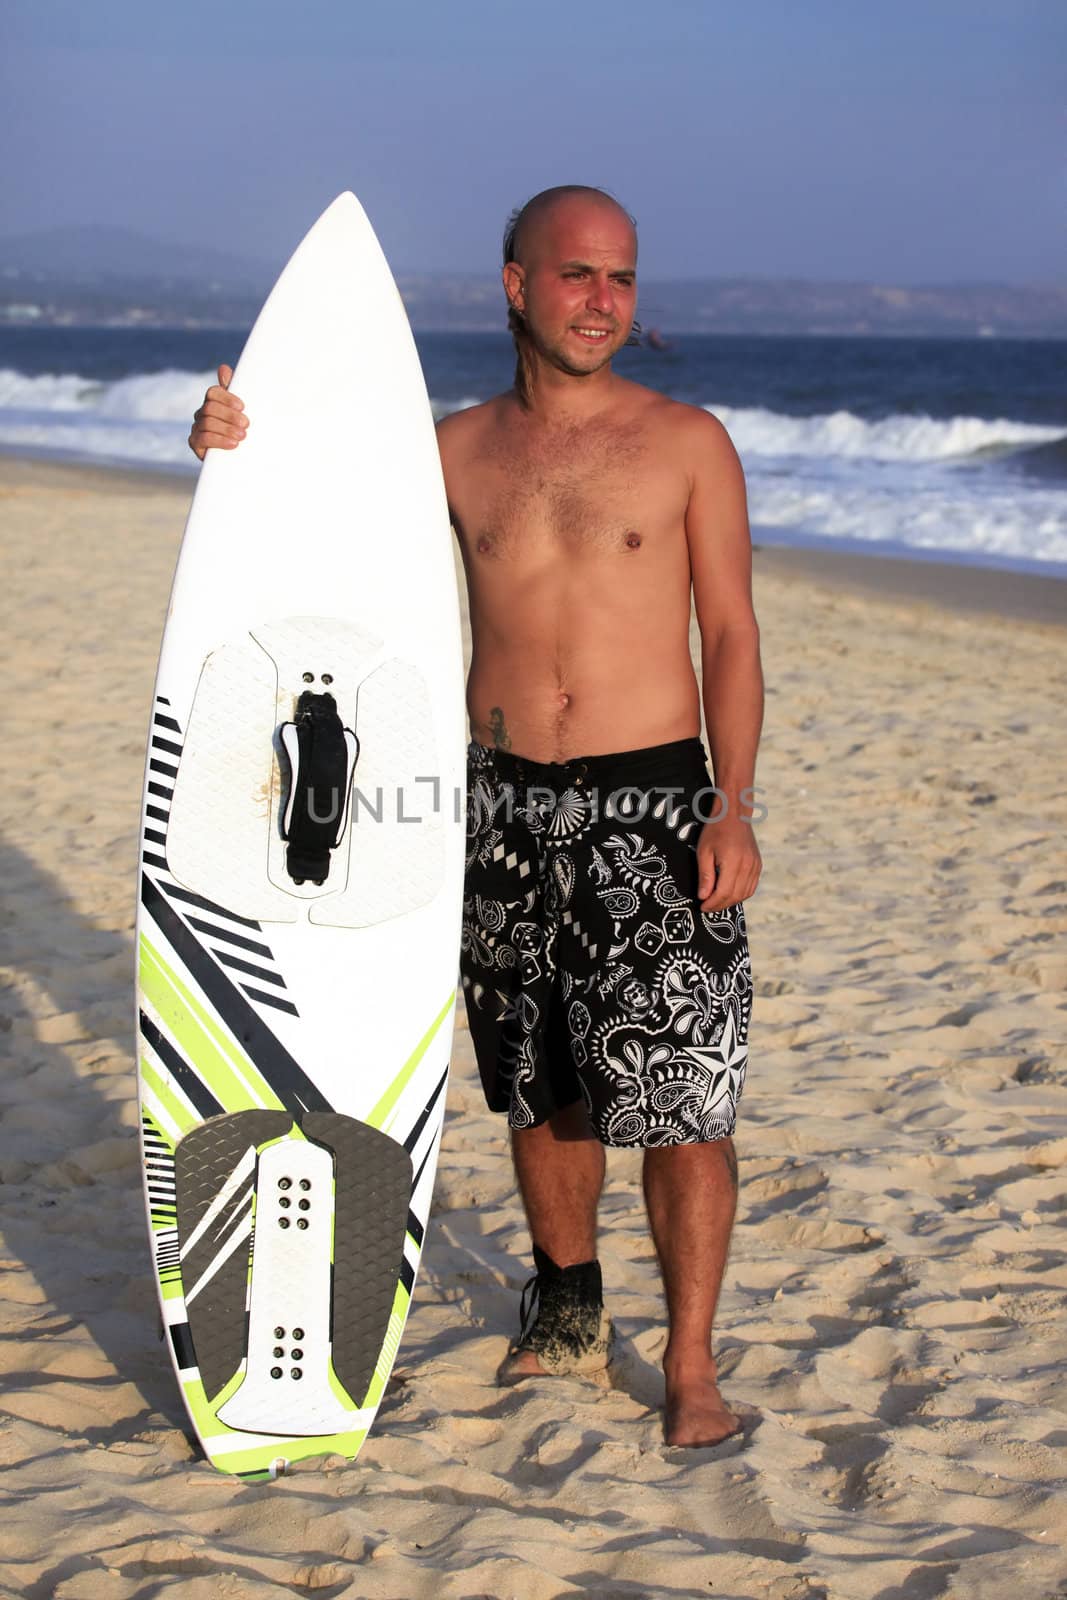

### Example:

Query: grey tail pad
xmin=174 ymin=1111 xmax=293 ymax=1401
xmin=302 ymin=1113 xmax=413 ymax=1406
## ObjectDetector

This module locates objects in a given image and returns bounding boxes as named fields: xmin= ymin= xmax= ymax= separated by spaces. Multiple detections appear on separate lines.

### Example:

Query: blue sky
xmin=3 ymin=0 xmax=1064 ymax=283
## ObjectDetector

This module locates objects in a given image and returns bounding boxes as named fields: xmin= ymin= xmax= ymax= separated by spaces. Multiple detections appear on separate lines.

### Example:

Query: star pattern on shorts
xmin=682 ymin=1008 xmax=748 ymax=1120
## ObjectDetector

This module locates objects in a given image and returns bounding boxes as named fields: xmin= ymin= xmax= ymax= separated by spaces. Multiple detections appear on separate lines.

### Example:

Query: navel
xmin=558 ymin=692 xmax=571 ymax=711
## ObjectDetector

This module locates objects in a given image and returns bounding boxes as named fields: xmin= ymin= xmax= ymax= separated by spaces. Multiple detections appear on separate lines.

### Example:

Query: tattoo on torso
xmin=488 ymin=705 xmax=512 ymax=750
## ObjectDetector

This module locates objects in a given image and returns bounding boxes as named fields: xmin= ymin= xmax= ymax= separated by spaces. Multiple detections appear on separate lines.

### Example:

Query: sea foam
xmin=1 ymin=367 xmax=1065 ymax=568
xmin=707 ymin=403 xmax=1064 ymax=464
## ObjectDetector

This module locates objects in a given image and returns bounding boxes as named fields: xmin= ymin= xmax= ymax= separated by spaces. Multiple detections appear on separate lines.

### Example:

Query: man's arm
xmin=683 ymin=408 xmax=764 ymax=912
xmin=435 ymin=398 xmax=498 ymax=541
xmin=434 ymin=408 xmax=467 ymax=523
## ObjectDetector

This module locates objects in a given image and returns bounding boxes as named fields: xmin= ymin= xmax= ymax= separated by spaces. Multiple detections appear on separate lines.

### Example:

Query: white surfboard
xmin=135 ymin=193 xmax=466 ymax=1479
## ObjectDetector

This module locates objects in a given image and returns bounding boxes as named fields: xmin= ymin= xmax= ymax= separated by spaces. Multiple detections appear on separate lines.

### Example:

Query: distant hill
xmin=1 ymin=224 xmax=1065 ymax=338
xmin=0 ymin=223 xmax=272 ymax=290
xmin=398 ymin=274 xmax=1067 ymax=340
xmin=0 ymin=224 xmax=273 ymax=326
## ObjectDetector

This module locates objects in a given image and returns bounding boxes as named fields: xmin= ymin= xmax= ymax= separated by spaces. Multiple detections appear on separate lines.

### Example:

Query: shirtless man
xmin=189 ymin=185 xmax=764 ymax=1448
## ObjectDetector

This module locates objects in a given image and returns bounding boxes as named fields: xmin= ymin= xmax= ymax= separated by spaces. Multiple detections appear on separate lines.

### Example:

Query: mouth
xmin=572 ymin=327 xmax=614 ymax=344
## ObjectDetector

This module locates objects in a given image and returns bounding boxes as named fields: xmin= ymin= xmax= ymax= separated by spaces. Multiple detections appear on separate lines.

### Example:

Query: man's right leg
xmin=459 ymin=746 xmax=611 ymax=1378
xmin=511 ymin=1098 xmax=604 ymax=1266
xmin=498 ymin=1100 xmax=612 ymax=1381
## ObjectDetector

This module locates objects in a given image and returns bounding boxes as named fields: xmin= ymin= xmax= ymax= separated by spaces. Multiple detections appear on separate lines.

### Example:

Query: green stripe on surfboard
xmin=139 ymin=933 xmax=284 ymax=1114
xmin=141 ymin=1105 xmax=175 ymax=1154
xmin=360 ymin=1280 xmax=411 ymax=1410
xmin=366 ymin=991 xmax=455 ymax=1132
xmin=140 ymin=1053 xmax=200 ymax=1140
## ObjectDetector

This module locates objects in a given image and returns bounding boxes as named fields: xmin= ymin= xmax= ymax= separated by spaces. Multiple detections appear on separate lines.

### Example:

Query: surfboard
xmin=135 ymin=193 xmax=466 ymax=1479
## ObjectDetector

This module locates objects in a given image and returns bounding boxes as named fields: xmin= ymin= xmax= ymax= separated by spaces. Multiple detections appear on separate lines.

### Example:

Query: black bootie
xmin=497 ymin=1244 xmax=614 ymax=1384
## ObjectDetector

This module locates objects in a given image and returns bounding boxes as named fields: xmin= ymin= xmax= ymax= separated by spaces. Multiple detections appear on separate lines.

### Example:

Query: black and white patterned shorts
xmin=460 ymin=738 xmax=753 ymax=1147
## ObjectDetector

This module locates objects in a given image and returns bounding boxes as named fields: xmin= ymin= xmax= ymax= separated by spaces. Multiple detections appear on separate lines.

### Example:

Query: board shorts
xmin=460 ymin=737 xmax=753 ymax=1147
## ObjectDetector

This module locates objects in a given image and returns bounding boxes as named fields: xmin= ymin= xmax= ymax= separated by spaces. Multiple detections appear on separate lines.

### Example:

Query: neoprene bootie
xmin=497 ymin=1244 xmax=615 ymax=1383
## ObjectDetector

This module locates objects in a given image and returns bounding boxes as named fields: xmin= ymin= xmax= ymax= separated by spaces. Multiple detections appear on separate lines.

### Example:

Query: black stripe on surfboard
xmin=410 ymin=1131 xmax=438 ymax=1199
xmin=149 ymin=759 xmax=178 ymax=779
xmin=151 ymin=736 xmax=183 ymax=758
xmin=169 ymin=1321 xmax=196 ymax=1371
xmin=143 ymin=852 xmax=170 ymax=872
xmin=146 ymin=805 xmax=170 ymax=824
xmin=186 ymin=917 xmax=273 ymax=958
xmin=399 ymin=1255 xmax=416 ymax=1294
xmin=212 ymin=949 xmax=287 ymax=988
xmin=239 ymin=984 xmax=300 ymax=1016
xmin=160 ymin=880 xmax=263 ymax=931
xmin=402 ymin=1064 xmax=449 ymax=1155
xmin=153 ymin=712 xmax=182 ymax=733
xmin=406 ymin=1209 xmax=424 ymax=1250
xmin=139 ymin=1010 xmax=223 ymax=1120
xmin=141 ymin=872 xmax=331 ymax=1115
xmin=148 ymin=781 xmax=173 ymax=801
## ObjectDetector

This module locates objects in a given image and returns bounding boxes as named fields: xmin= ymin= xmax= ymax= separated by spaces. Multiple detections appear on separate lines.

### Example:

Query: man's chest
xmin=452 ymin=424 xmax=688 ymax=559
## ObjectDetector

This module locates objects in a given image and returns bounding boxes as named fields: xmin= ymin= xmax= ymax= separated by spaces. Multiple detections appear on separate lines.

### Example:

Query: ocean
xmin=1 ymin=326 xmax=1065 ymax=575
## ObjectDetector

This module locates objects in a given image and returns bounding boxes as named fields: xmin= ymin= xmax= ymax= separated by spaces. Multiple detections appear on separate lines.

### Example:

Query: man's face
xmin=508 ymin=197 xmax=638 ymax=378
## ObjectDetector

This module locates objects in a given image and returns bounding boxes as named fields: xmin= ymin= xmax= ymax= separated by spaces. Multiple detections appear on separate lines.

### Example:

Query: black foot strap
xmin=278 ymin=691 xmax=359 ymax=884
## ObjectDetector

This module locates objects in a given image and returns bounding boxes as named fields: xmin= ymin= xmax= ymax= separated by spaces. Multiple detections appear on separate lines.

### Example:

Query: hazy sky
xmin=4 ymin=0 xmax=1064 ymax=284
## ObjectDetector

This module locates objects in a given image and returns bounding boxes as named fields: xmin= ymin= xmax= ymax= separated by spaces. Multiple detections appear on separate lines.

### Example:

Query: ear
xmin=502 ymin=261 xmax=526 ymax=314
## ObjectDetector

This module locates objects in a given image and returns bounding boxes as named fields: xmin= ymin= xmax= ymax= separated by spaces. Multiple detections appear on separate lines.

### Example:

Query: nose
xmin=585 ymin=275 xmax=615 ymax=317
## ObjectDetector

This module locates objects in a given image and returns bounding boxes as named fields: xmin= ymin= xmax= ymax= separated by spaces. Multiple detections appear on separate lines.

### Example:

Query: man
xmin=189 ymin=185 xmax=764 ymax=1448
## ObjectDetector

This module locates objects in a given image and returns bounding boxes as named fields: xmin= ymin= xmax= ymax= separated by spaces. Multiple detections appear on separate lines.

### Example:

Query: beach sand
xmin=1 ymin=454 xmax=1065 ymax=1600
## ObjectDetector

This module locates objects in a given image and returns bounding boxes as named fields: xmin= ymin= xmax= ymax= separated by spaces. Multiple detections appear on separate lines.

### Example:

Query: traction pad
xmin=174 ymin=1110 xmax=413 ymax=1429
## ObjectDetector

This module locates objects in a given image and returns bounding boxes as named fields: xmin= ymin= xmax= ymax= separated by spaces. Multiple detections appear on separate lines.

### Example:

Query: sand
xmin=1 ymin=453 xmax=1065 ymax=1600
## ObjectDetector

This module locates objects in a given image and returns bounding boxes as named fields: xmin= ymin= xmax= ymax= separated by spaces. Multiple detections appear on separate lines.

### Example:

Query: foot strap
xmin=278 ymin=690 xmax=359 ymax=884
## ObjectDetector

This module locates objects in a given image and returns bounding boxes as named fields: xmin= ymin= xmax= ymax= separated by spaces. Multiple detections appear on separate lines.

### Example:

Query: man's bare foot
xmin=664 ymin=1357 xmax=743 ymax=1447
xmin=496 ymin=1321 xmax=613 ymax=1386
xmin=497 ymin=1346 xmax=551 ymax=1384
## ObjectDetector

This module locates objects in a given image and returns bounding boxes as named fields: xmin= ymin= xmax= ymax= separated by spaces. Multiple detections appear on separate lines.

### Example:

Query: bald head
xmin=501 ymin=185 xmax=639 ymax=401
xmin=503 ymin=186 xmax=637 ymax=268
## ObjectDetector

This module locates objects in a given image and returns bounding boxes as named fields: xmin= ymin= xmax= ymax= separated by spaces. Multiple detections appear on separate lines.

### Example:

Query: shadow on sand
xmin=0 ymin=830 xmax=190 ymax=1445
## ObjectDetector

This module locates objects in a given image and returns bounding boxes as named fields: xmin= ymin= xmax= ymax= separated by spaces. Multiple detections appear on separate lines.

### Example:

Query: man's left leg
xmin=643 ymin=1135 xmax=741 ymax=1446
